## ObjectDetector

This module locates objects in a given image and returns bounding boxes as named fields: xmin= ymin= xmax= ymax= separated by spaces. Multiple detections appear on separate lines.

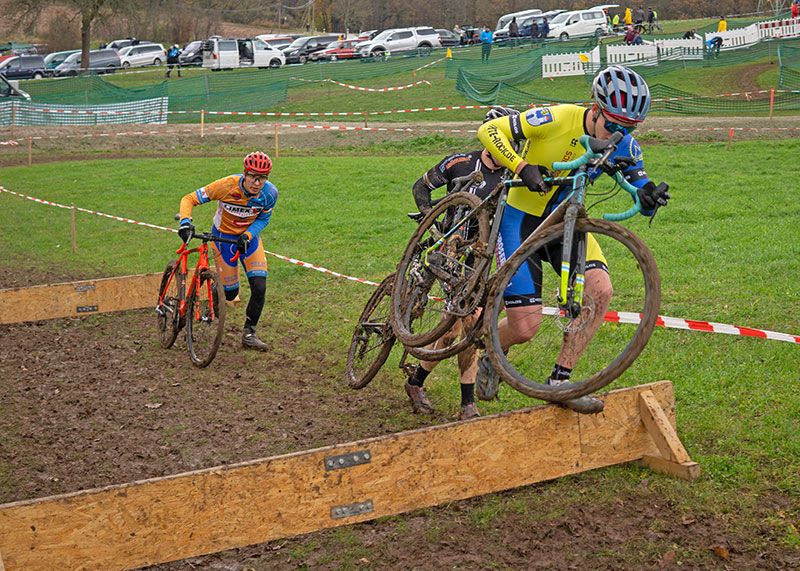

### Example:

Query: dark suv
xmin=0 ymin=55 xmax=47 ymax=80
xmin=282 ymin=35 xmax=339 ymax=64
xmin=179 ymin=41 xmax=204 ymax=66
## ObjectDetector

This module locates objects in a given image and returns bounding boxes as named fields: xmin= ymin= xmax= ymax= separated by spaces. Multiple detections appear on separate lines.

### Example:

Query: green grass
xmin=0 ymin=140 xmax=798 ymax=560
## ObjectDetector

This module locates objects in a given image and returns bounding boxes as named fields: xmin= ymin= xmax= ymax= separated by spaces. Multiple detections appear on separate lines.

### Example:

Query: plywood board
xmin=0 ymin=273 xmax=164 ymax=324
xmin=0 ymin=381 xmax=681 ymax=571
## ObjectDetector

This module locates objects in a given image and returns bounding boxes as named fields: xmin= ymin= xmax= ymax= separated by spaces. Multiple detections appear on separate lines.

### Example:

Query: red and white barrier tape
xmin=1 ymin=185 xmax=797 ymax=345
xmin=326 ymin=79 xmax=431 ymax=92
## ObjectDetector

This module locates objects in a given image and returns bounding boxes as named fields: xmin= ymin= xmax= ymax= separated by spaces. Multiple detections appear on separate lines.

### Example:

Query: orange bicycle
xmin=156 ymin=230 xmax=239 ymax=367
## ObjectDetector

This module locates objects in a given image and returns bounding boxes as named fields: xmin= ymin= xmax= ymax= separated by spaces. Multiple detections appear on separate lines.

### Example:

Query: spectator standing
xmin=717 ymin=16 xmax=727 ymax=33
xmin=539 ymin=17 xmax=550 ymax=40
xmin=509 ymin=16 xmax=519 ymax=47
xmin=165 ymin=44 xmax=181 ymax=78
xmin=612 ymin=13 xmax=621 ymax=31
xmin=453 ymin=24 xmax=463 ymax=44
xmin=635 ymin=6 xmax=646 ymax=25
xmin=792 ymin=1 xmax=799 ymax=19
xmin=624 ymin=7 xmax=633 ymax=26
xmin=530 ymin=19 xmax=540 ymax=41
xmin=480 ymin=26 xmax=493 ymax=62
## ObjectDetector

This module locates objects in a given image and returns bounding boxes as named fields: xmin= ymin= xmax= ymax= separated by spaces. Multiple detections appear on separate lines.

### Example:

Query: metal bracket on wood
xmin=330 ymin=500 xmax=374 ymax=520
xmin=324 ymin=449 xmax=371 ymax=471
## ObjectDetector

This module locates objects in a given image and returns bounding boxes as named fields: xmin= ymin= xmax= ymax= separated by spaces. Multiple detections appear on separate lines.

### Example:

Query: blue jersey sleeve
xmin=589 ymin=134 xmax=655 ymax=216
xmin=245 ymin=182 xmax=279 ymax=238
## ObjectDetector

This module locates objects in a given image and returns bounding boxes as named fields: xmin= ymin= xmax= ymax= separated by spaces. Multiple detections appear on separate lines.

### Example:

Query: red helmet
xmin=243 ymin=151 xmax=272 ymax=176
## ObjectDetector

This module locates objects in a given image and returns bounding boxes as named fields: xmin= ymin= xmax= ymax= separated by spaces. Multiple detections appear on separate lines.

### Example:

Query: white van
xmin=496 ymin=8 xmax=543 ymax=32
xmin=547 ymin=9 xmax=609 ymax=40
xmin=202 ymin=38 xmax=285 ymax=70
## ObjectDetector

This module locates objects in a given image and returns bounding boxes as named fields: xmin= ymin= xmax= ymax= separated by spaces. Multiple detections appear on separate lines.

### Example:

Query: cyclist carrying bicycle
xmin=476 ymin=65 xmax=670 ymax=413
xmin=178 ymin=151 xmax=278 ymax=351
xmin=404 ymin=146 xmax=507 ymax=420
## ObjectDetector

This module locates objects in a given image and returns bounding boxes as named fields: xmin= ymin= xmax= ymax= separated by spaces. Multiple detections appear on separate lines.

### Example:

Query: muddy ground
xmin=1 ymin=262 xmax=798 ymax=570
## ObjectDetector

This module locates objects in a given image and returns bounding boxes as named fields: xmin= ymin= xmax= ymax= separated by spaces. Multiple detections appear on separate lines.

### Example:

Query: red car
xmin=312 ymin=39 xmax=361 ymax=61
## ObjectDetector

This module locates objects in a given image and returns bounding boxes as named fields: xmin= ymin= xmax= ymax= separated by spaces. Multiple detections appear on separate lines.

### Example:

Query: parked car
xmin=495 ymin=9 xmax=542 ymax=32
xmin=436 ymin=29 xmax=461 ymax=47
xmin=255 ymin=35 xmax=296 ymax=51
xmin=282 ymin=35 xmax=339 ymax=64
xmin=179 ymin=41 xmax=203 ymax=66
xmin=0 ymin=55 xmax=47 ymax=80
xmin=0 ymin=74 xmax=30 ymax=99
xmin=118 ymin=43 xmax=166 ymax=68
xmin=54 ymin=49 xmax=121 ymax=76
xmin=494 ymin=10 xmax=565 ymax=40
xmin=107 ymin=38 xmax=154 ymax=51
xmin=356 ymin=27 xmax=441 ymax=58
xmin=311 ymin=39 xmax=361 ymax=61
xmin=202 ymin=37 xmax=285 ymax=70
xmin=547 ymin=8 xmax=609 ymax=40
xmin=43 ymin=50 xmax=80 ymax=70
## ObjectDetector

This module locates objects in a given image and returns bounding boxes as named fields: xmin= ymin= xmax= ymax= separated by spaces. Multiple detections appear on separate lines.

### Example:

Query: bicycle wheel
xmin=483 ymin=217 xmax=660 ymax=402
xmin=186 ymin=269 xmax=226 ymax=368
xmin=156 ymin=261 xmax=181 ymax=349
xmin=406 ymin=310 xmax=482 ymax=362
xmin=391 ymin=192 xmax=490 ymax=348
xmin=346 ymin=273 xmax=396 ymax=389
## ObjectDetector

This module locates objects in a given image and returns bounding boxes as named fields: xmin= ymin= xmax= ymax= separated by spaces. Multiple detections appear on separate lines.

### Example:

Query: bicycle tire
xmin=483 ymin=217 xmax=660 ymax=402
xmin=186 ymin=269 xmax=226 ymax=368
xmin=391 ymin=192 xmax=490 ymax=348
xmin=346 ymin=273 xmax=396 ymax=389
xmin=406 ymin=311 xmax=482 ymax=362
xmin=156 ymin=261 xmax=181 ymax=349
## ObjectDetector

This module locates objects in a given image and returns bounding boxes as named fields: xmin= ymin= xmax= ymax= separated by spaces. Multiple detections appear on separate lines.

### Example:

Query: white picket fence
xmin=607 ymin=44 xmax=658 ymax=66
xmin=541 ymin=46 xmax=600 ymax=78
xmin=541 ymin=16 xmax=800 ymax=77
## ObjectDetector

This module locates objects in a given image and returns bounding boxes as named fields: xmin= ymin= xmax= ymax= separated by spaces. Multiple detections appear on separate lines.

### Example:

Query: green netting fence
xmin=779 ymin=45 xmax=800 ymax=88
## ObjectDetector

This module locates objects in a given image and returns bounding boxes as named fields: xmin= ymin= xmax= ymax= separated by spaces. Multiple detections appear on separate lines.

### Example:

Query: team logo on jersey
xmin=629 ymin=139 xmax=643 ymax=162
xmin=525 ymin=107 xmax=553 ymax=127
xmin=222 ymin=203 xmax=261 ymax=218
xmin=229 ymin=191 xmax=243 ymax=200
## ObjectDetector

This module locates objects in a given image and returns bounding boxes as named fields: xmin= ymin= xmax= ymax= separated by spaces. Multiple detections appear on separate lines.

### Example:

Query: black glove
xmin=178 ymin=222 xmax=194 ymax=243
xmin=518 ymin=164 xmax=550 ymax=195
xmin=236 ymin=234 xmax=250 ymax=255
xmin=637 ymin=182 xmax=671 ymax=211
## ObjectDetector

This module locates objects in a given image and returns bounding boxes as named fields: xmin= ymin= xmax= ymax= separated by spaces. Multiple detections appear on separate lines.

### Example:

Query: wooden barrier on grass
xmin=0 ymin=381 xmax=697 ymax=570
xmin=0 ymin=273 xmax=163 ymax=324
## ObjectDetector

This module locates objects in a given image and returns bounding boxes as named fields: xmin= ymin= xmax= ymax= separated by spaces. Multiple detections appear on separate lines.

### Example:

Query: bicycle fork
xmin=558 ymin=204 xmax=587 ymax=319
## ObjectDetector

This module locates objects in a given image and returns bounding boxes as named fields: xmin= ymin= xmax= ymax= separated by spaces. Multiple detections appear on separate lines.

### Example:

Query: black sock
xmin=408 ymin=365 xmax=431 ymax=387
xmin=550 ymin=364 xmax=572 ymax=382
xmin=461 ymin=383 xmax=475 ymax=406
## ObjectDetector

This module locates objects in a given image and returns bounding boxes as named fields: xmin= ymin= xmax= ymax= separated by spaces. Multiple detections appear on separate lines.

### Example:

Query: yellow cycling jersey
xmin=477 ymin=103 xmax=590 ymax=217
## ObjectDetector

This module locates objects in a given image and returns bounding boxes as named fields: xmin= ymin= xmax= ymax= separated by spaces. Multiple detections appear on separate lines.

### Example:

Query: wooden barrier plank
xmin=0 ymin=273 xmax=164 ymax=324
xmin=0 ymin=381 xmax=691 ymax=571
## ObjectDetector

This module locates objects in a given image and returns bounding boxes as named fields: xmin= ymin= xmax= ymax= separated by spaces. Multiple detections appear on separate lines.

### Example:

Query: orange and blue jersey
xmin=179 ymin=174 xmax=278 ymax=240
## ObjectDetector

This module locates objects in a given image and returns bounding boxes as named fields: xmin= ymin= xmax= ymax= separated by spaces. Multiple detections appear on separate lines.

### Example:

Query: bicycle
xmin=156 ymin=230 xmax=240 ymax=367
xmin=345 ymin=172 xmax=491 ymax=389
xmin=390 ymin=132 xmax=664 ymax=403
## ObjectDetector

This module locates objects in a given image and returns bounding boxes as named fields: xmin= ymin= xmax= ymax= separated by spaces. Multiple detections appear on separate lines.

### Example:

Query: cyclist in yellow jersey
xmin=178 ymin=151 xmax=278 ymax=351
xmin=476 ymin=65 xmax=670 ymax=412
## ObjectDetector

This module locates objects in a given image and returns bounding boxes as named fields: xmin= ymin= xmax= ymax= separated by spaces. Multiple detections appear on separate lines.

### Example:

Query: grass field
xmin=1 ymin=138 xmax=799 ymax=566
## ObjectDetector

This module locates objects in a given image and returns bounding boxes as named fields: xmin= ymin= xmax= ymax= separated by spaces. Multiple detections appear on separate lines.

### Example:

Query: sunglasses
xmin=245 ymin=173 xmax=269 ymax=183
xmin=602 ymin=115 xmax=636 ymax=135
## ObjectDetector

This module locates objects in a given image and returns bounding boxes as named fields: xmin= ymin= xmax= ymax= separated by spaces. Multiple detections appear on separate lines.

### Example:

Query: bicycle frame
xmin=157 ymin=234 xmax=240 ymax=328
xmin=417 ymin=132 xmax=642 ymax=317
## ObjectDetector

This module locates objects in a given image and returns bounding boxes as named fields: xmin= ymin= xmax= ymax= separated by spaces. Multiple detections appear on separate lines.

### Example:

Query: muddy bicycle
xmin=156 ymin=230 xmax=239 ymax=367
xmin=389 ymin=132 xmax=664 ymax=403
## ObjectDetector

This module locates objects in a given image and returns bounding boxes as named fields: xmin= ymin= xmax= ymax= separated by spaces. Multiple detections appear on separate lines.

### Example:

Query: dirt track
xmin=1 ymin=264 xmax=798 ymax=569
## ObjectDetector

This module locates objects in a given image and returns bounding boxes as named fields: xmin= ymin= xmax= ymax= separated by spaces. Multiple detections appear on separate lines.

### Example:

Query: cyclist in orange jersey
xmin=178 ymin=151 xmax=278 ymax=351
